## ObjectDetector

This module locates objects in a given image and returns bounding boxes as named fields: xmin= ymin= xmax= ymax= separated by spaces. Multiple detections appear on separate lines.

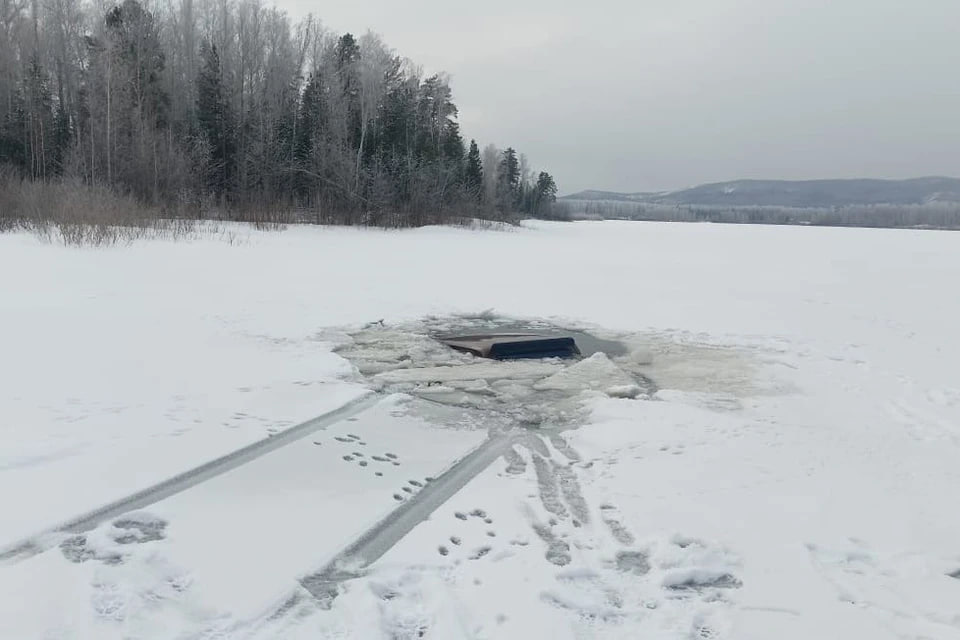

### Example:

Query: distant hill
xmin=563 ymin=177 xmax=960 ymax=208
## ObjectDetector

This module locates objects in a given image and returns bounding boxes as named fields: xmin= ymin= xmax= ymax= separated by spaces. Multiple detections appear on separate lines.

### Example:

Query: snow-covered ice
xmin=2 ymin=220 xmax=959 ymax=639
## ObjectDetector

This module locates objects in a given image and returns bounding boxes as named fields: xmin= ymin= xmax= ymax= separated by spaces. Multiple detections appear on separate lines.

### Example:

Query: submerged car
xmin=438 ymin=333 xmax=581 ymax=360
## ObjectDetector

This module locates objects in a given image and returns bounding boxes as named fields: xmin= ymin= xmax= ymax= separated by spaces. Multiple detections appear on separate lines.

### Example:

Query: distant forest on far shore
xmin=554 ymin=200 xmax=960 ymax=230
xmin=557 ymin=178 xmax=960 ymax=230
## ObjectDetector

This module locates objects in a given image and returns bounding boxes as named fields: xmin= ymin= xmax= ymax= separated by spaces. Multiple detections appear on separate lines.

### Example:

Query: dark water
xmin=435 ymin=319 xmax=627 ymax=358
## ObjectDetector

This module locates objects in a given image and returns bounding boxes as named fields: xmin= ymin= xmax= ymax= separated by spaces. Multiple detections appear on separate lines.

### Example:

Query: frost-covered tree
xmin=0 ymin=0 xmax=558 ymax=226
xmin=464 ymin=139 xmax=482 ymax=201
xmin=196 ymin=38 xmax=232 ymax=197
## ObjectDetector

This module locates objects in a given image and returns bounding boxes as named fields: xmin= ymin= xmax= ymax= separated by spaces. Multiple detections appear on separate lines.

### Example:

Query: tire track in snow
xmin=298 ymin=431 xmax=520 ymax=604
xmin=0 ymin=391 xmax=380 ymax=563
xmin=532 ymin=453 xmax=568 ymax=519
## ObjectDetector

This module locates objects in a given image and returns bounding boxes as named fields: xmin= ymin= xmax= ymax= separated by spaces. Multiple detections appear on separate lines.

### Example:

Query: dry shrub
xmin=0 ymin=172 xmax=198 ymax=246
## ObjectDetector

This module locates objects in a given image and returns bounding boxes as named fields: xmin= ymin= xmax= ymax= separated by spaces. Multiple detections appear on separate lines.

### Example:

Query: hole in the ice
xmin=433 ymin=320 xmax=629 ymax=359
xmin=336 ymin=316 xmax=659 ymax=432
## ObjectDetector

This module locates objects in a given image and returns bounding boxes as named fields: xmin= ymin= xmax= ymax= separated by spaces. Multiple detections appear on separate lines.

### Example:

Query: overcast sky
xmin=280 ymin=0 xmax=959 ymax=194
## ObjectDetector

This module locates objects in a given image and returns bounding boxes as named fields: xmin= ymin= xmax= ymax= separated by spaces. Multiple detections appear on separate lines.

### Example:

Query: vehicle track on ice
xmin=0 ymin=392 xmax=381 ymax=563
xmin=296 ymin=431 xmax=522 ymax=605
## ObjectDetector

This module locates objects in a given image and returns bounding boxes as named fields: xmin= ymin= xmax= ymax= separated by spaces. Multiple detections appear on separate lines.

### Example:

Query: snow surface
xmin=2 ymin=221 xmax=960 ymax=639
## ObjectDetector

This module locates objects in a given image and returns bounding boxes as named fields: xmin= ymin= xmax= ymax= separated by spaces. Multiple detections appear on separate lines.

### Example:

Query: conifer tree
xmin=464 ymin=139 xmax=483 ymax=202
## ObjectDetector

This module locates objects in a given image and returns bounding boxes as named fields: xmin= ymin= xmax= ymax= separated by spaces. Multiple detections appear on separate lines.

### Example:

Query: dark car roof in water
xmin=439 ymin=334 xmax=581 ymax=360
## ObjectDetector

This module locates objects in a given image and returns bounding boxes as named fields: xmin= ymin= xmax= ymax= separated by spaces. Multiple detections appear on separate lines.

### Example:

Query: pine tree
xmin=464 ymin=139 xmax=483 ymax=202
xmin=0 ymin=88 xmax=27 ymax=174
xmin=296 ymin=72 xmax=324 ymax=164
xmin=496 ymin=147 xmax=520 ymax=213
xmin=196 ymin=39 xmax=232 ymax=197
xmin=532 ymin=171 xmax=558 ymax=216
xmin=106 ymin=0 xmax=169 ymax=129
xmin=294 ymin=70 xmax=325 ymax=202
xmin=336 ymin=33 xmax=361 ymax=151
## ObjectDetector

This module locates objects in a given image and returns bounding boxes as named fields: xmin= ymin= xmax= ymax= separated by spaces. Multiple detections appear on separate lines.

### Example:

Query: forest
xmin=555 ymin=200 xmax=960 ymax=230
xmin=0 ymin=0 xmax=559 ymax=228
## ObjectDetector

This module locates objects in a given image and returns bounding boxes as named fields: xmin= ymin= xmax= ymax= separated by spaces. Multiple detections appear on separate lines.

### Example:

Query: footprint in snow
xmin=470 ymin=546 xmax=492 ymax=560
xmin=112 ymin=515 xmax=168 ymax=544
xmin=599 ymin=503 xmax=635 ymax=546
xmin=665 ymin=573 xmax=742 ymax=591
xmin=59 ymin=536 xmax=122 ymax=565
xmin=614 ymin=550 xmax=650 ymax=575
xmin=531 ymin=523 xmax=571 ymax=566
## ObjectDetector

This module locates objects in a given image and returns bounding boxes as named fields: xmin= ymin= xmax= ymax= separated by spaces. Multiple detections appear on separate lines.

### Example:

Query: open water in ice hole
xmin=432 ymin=320 xmax=629 ymax=359
xmin=430 ymin=318 xmax=654 ymax=396
xmin=339 ymin=317 xmax=656 ymax=432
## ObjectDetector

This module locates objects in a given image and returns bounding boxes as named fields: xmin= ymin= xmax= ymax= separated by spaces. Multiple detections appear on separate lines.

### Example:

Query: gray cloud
xmin=280 ymin=0 xmax=960 ymax=193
